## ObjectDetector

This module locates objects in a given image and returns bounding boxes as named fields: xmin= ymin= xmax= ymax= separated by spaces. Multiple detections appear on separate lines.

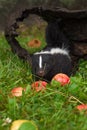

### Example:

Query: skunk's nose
xmin=37 ymin=69 xmax=45 ymax=77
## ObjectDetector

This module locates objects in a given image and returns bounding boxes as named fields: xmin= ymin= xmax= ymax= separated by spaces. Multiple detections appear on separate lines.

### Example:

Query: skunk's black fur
xmin=31 ymin=47 xmax=72 ymax=81
xmin=46 ymin=21 xmax=69 ymax=48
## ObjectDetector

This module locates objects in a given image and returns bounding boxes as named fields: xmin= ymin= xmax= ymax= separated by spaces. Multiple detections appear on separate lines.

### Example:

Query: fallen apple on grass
xmin=10 ymin=120 xmax=38 ymax=130
xmin=76 ymin=104 xmax=87 ymax=111
xmin=51 ymin=73 xmax=70 ymax=86
xmin=31 ymin=81 xmax=47 ymax=92
xmin=27 ymin=39 xmax=41 ymax=48
xmin=11 ymin=87 xmax=25 ymax=97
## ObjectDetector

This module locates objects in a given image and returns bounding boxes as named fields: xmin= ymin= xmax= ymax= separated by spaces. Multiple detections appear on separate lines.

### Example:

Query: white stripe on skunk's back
xmin=34 ymin=48 xmax=69 ymax=56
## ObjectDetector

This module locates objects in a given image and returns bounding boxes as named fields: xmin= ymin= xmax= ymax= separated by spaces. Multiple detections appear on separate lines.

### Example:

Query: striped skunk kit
xmin=5 ymin=7 xmax=87 ymax=80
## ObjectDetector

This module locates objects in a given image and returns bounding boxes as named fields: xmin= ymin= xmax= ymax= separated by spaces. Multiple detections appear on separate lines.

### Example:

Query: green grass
xmin=0 ymin=34 xmax=87 ymax=130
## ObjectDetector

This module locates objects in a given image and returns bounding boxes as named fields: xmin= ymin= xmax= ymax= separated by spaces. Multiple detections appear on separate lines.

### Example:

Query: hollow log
xmin=5 ymin=6 xmax=87 ymax=68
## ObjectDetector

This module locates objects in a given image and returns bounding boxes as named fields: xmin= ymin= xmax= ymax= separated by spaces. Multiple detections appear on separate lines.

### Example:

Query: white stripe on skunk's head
xmin=39 ymin=55 xmax=42 ymax=69
xmin=31 ymin=47 xmax=72 ymax=80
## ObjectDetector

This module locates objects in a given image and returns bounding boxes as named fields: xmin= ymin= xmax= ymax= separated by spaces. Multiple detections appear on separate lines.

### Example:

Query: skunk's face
xmin=31 ymin=48 xmax=72 ymax=80
xmin=32 ymin=54 xmax=53 ymax=79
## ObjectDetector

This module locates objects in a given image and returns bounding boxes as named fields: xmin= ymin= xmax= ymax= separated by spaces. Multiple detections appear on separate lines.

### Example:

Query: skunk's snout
xmin=37 ymin=69 xmax=45 ymax=77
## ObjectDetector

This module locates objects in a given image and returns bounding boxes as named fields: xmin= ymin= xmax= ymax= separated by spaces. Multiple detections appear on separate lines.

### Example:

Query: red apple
xmin=76 ymin=104 xmax=87 ymax=111
xmin=52 ymin=73 xmax=70 ymax=86
xmin=27 ymin=39 xmax=41 ymax=48
xmin=31 ymin=81 xmax=47 ymax=92
xmin=11 ymin=87 xmax=25 ymax=97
